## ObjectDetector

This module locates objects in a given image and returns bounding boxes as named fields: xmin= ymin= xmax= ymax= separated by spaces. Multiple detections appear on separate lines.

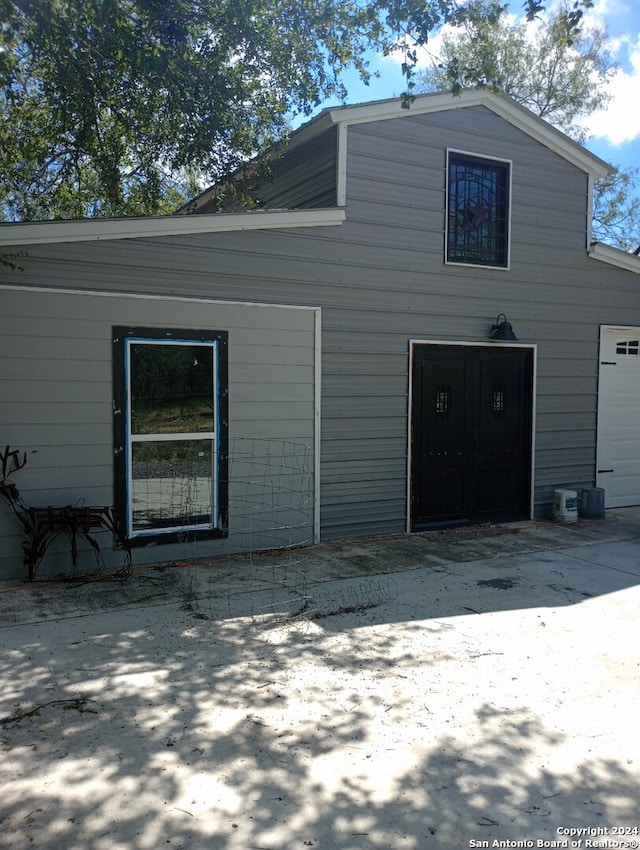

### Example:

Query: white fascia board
xmin=336 ymin=122 xmax=348 ymax=208
xmin=589 ymin=242 xmax=640 ymax=274
xmin=325 ymin=90 xmax=614 ymax=180
xmin=0 ymin=208 xmax=345 ymax=248
xmin=481 ymin=95 xmax=613 ymax=180
xmin=325 ymin=89 xmax=481 ymax=125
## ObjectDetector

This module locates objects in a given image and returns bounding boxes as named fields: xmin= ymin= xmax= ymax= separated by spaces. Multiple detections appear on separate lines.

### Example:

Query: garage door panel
xmin=597 ymin=327 xmax=640 ymax=507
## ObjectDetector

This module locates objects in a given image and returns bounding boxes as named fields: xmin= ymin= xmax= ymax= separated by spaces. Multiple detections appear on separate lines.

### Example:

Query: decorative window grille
xmin=492 ymin=387 xmax=507 ymax=417
xmin=435 ymin=385 xmax=451 ymax=418
xmin=447 ymin=152 xmax=510 ymax=267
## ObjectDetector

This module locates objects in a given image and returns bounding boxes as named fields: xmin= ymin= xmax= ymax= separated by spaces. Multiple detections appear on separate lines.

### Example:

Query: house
xmin=2 ymin=89 xmax=640 ymax=580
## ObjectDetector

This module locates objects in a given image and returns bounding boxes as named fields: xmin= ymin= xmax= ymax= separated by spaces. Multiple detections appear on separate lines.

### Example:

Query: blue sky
xmin=580 ymin=0 xmax=640 ymax=173
xmin=314 ymin=0 xmax=640 ymax=176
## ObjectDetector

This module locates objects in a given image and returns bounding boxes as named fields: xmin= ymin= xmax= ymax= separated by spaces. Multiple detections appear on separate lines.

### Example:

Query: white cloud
xmin=377 ymin=2 xmax=640 ymax=149
xmin=582 ymin=34 xmax=640 ymax=145
xmin=590 ymin=0 xmax=630 ymax=20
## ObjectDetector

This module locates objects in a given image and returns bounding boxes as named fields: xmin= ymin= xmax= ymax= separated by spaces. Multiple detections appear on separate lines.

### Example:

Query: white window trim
xmin=124 ymin=337 xmax=221 ymax=539
xmin=445 ymin=148 xmax=513 ymax=271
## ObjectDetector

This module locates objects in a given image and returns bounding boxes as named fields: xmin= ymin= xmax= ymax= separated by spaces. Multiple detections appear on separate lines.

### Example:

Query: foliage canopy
xmin=416 ymin=2 xmax=614 ymax=143
xmin=0 ymin=0 xmax=592 ymax=220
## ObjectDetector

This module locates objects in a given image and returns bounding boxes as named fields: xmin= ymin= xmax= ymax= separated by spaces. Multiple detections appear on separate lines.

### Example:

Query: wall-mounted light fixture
xmin=490 ymin=313 xmax=518 ymax=341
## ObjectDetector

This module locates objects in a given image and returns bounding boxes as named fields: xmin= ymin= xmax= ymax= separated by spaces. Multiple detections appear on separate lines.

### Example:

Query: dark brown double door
xmin=411 ymin=344 xmax=534 ymax=529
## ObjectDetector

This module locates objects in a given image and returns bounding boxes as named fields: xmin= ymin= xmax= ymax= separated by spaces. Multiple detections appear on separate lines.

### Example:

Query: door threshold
xmin=413 ymin=518 xmax=472 ymax=531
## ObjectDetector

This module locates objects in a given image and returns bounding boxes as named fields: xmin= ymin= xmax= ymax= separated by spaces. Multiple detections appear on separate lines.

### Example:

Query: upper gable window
xmin=446 ymin=151 xmax=510 ymax=268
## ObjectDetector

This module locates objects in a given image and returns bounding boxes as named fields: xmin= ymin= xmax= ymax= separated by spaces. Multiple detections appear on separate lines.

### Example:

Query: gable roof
xmin=184 ymin=88 xmax=615 ymax=214
xmin=2 ymin=89 xmax=633 ymax=274
xmin=309 ymin=89 xmax=613 ymax=175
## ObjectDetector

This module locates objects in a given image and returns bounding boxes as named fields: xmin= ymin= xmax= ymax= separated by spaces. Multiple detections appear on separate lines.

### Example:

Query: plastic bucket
xmin=580 ymin=487 xmax=605 ymax=519
xmin=552 ymin=489 xmax=578 ymax=523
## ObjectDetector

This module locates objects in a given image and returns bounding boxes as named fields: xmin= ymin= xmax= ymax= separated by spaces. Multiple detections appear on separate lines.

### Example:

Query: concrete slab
xmin=556 ymin=538 xmax=640 ymax=575
xmin=2 ymin=508 xmax=640 ymax=626
xmin=1 ymin=509 xmax=639 ymax=849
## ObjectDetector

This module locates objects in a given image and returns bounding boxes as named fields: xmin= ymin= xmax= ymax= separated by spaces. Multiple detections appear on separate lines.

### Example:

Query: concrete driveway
xmin=1 ymin=511 xmax=639 ymax=849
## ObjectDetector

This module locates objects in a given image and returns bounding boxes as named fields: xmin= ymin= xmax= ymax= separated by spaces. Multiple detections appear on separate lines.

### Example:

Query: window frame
xmin=113 ymin=326 xmax=229 ymax=547
xmin=445 ymin=149 xmax=512 ymax=270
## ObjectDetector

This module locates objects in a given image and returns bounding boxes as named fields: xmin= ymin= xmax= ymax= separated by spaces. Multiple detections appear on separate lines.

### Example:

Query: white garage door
xmin=597 ymin=326 xmax=640 ymax=507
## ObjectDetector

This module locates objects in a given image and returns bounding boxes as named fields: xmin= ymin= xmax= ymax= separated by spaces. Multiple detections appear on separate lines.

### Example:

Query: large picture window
xmin=447 ymin=152 xmax=510 ymax=268
xmin=113 ymin=327 xmax=228 ymax=545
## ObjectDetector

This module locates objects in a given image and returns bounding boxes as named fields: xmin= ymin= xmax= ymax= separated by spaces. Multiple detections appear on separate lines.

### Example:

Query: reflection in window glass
xmin=127 ymin=340 xmax=217 ymax=536
xmin=131 ymin=439 xmax=213 ymax=531
xmin=112 ymin=328 xmax=227 ymax=544
xmin=616 ymin=340 xmax=640 ymax=355
xmin=130 ymin=343 xmax=215 ymax=435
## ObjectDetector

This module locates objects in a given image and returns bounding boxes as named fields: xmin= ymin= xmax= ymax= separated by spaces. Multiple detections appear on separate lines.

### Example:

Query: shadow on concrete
xmin=1 ymin=519 xmax=639 ymax=849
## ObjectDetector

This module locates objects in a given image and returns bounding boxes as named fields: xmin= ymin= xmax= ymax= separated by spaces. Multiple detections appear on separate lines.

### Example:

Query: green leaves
xmin=417 ymin=1 xmax=614 ymax=142
xmin=593 ymin=167 xmax=640 ymax=251
xmin=0 ymin=0 xmax=578 ymax=220
xmin=415 ymin=1 xmax=640 ymax=252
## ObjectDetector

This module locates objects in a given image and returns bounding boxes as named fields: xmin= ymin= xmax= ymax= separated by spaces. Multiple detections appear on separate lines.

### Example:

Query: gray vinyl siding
xmin=340 ymin=107 xmax=627 ymax=520
xmin=0 ymin=288 xmax=318 ymax=578
xmin=255 ymin=127 xmax=338 ymax=209
xmin=209 ymin=127 xmax=338 ymax=212
xmin=2 ymin=103 xmax=640 ymax=573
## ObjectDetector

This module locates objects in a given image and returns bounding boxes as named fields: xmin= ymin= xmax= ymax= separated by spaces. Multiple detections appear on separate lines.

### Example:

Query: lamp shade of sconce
xmin=490 ymin=313 xmax=518 ymax=341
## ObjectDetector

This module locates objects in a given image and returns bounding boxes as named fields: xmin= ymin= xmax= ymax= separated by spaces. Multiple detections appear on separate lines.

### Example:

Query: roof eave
xmin=0 ymin=208 xmax=346 ymax=248
xmin=177 ymin=110 xmax=338 ymax=215
xmin=589 ymin=242 xmax=640 ymax=274
xmin=325 ymin=90 xmax=614 ymax=179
